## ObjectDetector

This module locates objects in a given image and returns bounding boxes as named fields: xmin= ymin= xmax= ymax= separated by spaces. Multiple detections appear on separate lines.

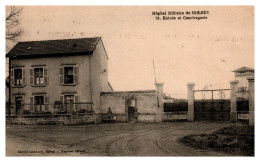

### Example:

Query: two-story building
xmin=7 ymin=37 xmax=178 ymax=124
xmin=7 ymin=37 xmax=112 ymax=121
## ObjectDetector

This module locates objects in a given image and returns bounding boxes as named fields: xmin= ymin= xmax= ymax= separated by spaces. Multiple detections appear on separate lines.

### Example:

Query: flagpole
xmin=153 ymin=60 xmax=160 ymax=107
xmin=153 ymin=59 xmax=157 ymax=84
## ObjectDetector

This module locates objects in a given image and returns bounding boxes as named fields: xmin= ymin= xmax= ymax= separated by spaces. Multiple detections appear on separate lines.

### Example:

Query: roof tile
xmin=7 ymin=37 xmax=100 ymax=57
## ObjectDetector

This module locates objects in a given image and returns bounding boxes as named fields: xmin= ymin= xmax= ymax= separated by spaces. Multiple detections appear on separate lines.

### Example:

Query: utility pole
xmin=153 ymin=60 xmax=160 ymax=107
xmin=8 ymin=53 xmax=11 ymax=123
xmin=153 ymin=59 xmax=157 ymax=84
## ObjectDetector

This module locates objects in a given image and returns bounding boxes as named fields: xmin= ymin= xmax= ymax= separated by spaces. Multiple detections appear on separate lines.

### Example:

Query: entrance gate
xmin=194 ymin=89 xmax=230 ymax=121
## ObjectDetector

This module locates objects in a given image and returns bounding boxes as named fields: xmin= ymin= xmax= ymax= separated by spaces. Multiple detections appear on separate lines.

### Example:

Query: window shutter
xmin=22 ymin=69 xmax=26 ymax=86
xmin=29 ymin=96 xmax=34 ymax=112
xmin=44 ymin=68 xmax=48 ymax=85
xmin=29 ymin=68 xmax=34 ymax=85
xmin=74 ymin=95 xmax=79 ymax=111
xmin=44 ymin=96 xmax=49 ymax=112
xmin=73 ymin=66 xmax=78 ymax=84
xmin=10 ymin=69 xmax=14 ymax=86
xmin=59 ymin=67 xmax=64 ymax=84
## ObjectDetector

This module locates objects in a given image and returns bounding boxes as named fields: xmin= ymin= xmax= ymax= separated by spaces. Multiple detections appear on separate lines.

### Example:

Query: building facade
xmin=7 ymin=37 xmax=111 ymax=121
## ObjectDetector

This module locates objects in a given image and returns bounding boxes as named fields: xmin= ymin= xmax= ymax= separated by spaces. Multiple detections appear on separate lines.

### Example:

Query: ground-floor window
xmin=34 ymin=96 xmax=44 ymax=112
xmin=35 ymin=96 xmax=44 ymax=105
xmin=29 ymin=95 xmax=49 ymax=113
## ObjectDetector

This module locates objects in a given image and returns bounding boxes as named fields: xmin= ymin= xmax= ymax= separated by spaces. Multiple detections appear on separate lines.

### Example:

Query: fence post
xmin=155 ymin=82 xmax=164 ymax=122
xmin=247 ymin=77 xmax=254 ymax=126
xmin=187 ymin=82 xmax=195 ymax=121
xmin=230 ymin=80 xmax=239 ymax=122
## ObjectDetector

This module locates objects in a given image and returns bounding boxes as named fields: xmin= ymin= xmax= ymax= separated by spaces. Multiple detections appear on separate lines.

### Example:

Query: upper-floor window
xmin=30 ymin=67 xmax=48 ymax=86
xmin=14 ymin=69 xmax=22 ymax=86
xmin=10 ymin=68 xmax=25 ymax=87
xmin=60 ymin=66 xmax=78 ymax=85
xmin=64 ymin=67 xmax=74 ymax=84
xmin=238 ymin=86 xmax=247 ymax=92
xmin=34 ymin=68 xmax=44 ymax=85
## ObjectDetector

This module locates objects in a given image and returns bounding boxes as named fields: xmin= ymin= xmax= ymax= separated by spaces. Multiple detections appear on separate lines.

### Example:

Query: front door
xmin=65 ymin=95 xmax=74 ymax=113
xmin=15 ymin=97 xmax=22 ymax=116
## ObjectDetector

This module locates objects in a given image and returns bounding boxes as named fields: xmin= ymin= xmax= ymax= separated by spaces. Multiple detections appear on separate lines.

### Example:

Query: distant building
xmin=232 ymin=66 xmax=254 ymax=100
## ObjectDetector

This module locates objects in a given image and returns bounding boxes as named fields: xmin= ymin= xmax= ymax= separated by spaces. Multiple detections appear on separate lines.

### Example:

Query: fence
xmin=193 ymin=89 xmax=231 ymax=121
xmin=6 ymin=102 xmax=93 ymax=116
xmin=163 ymin=100 xmax=188 ymax=112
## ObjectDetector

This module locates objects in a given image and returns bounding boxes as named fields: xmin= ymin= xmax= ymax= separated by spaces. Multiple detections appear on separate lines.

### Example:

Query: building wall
xmin=235 ymin=74 xmax=252 ymax=100
xmin=235 ymin=76 xmax=249 ymax=89
xmin=91 ymin=39 xmax=109 ymax=115
xmin=100 ymin=91 xmax=160 ymax=122
xmin=9 ymin=39 xmax=109 ymax=115
xmin=11 ymin=55 xmax=89 ymax=106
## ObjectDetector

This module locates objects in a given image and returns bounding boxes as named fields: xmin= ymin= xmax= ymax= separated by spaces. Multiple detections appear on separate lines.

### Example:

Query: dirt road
xmin=6 ymin=122 xmax=241 ymax=156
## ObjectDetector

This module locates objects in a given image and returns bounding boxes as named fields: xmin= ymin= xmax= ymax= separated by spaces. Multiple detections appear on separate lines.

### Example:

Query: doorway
xmin=65 ymin=95 xmax=74 ymax=113
xmin=127 ymin=99 xmax=137 ymax=122
xmin=15 ymin=97 xmax=22 ymax=116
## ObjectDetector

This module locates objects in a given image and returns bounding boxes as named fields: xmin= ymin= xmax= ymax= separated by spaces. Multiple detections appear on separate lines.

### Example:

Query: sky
xmin=5 ymin=6 xmax=254 ymax=98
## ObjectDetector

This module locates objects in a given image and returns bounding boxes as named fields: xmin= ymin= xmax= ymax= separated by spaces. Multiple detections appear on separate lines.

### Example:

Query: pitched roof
xmin=7 ymin=37 xmax=100 ymax=58
xmin=232 ymin=66 xmax=254 ymax=72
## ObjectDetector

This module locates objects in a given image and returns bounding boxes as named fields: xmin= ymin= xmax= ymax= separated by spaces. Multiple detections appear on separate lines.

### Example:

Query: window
xmin=30 ymin=67 xmax=48 ymax=86
xmin=35 ymin=96 xmax=44 ymax=112
xmin=30 ymin=95 xmax=49 ymax=112
xmin=238 ymin=86 xmax=248 ymax=92
xmin=60 ymin=66 xmax=78 ymax=85
xmin=14 ymin=69 xmax=22 ymax=86
xmin=64 ymin=67 xmax=74 ymax=84
xmin=35 ymin=96 xmax=44 ymax=105
xmin=34 ymin=68 xmax=44 ymax=85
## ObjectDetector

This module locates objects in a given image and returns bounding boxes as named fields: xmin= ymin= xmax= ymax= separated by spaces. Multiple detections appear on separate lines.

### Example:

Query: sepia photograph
xmin=4 ymin=5 xmax=254 ymax=156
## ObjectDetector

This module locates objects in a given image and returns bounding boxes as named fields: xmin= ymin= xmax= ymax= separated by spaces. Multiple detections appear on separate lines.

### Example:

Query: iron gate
xmin=194 ymin=89 xmax=230 ymax=121
xmin=237 ymin=100 xmax=249 ymax=114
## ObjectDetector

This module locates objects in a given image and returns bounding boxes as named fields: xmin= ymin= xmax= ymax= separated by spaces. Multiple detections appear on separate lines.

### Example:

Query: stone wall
xmin=100 ymin=90 xmax=161 ymax=122
xmin=7 ymin=114 xmax=95 ymax=125
xmin=137 ymin=113 xmax=156 ymax=122
xmin=237 ymin=114 xmax=249 ymax=120
xmin=163 ymin=112 xmax=187 ymax=122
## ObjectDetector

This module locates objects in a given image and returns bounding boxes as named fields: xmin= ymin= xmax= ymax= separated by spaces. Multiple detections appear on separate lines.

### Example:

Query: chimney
xmin=155 ymin=82 xmax=164 ymax=94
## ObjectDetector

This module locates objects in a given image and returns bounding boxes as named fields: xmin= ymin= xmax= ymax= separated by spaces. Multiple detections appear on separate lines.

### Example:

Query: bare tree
xmin=6 ymin=6 xmax=24 ymax=122
xmin=6 ymin=6 xmax=24 ymax=50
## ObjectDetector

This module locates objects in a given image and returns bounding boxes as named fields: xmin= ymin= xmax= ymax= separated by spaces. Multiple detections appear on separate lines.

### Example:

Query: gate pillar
xmin=247 ymin=77 xmax=254 ymax=126
xmin=155 ymin=82 xmax=164 ymax=122
xmin=230 ymin=80 xmax=239 ymax=122
xmin=187 ymin=82 xmax=195 ymax=121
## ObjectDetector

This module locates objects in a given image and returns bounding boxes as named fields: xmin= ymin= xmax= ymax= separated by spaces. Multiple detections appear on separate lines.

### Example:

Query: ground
xmin=179 ymin=124 xmax=254 ymax=156
xmin=6 ymin=122 xmax=244 ymax=156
